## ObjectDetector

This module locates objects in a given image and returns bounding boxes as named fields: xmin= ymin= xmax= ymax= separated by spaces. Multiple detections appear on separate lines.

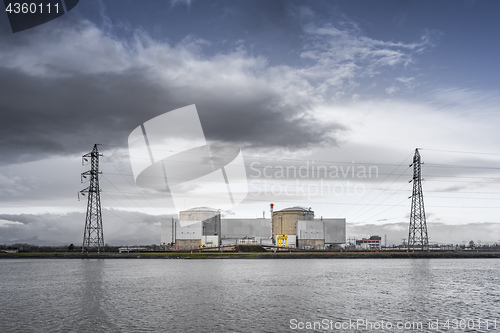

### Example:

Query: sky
xmin=0 ymin=0 xmax=499 ymax=246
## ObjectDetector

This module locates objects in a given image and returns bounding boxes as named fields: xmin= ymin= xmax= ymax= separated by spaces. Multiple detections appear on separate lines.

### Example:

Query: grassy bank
xmin=1 ymin=251 xmax=500 ymax=259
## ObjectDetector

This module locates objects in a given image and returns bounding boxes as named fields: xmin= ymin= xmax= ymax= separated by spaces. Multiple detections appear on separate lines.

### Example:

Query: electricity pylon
xmin=408 ymin=148 xmax=429 ymax=251
xmin=80 ymin=144 xmax=104 ymax=253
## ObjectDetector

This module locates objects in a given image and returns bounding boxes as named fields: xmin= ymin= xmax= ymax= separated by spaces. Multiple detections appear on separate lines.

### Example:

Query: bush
xmin=235 ymin=245 xmax=267 ymax=252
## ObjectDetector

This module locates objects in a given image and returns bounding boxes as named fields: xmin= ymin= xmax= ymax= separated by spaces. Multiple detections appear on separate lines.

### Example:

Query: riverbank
xmin=1 ymin=251 xmax=500 ymax=259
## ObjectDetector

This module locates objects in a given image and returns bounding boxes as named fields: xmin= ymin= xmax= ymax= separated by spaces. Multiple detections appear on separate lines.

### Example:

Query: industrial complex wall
xmin=324 ymin=218 xmax=346 ymax=244
xmin=176 ymin=221 xmax=202 ymax=240
xmin=298 ymin=239 xmax=325 ymax=249
xmin=296 ymin=220 xmax=324 ymax=240
xmin=203 ymin=215 xmax=221 ymax=236
xmin=222 ymin=218 xmax=271 ymax=239
xmin=160 ymin=208 xmax=346 ymax=249
xmin=176 ymin=239 xmax=201 ymax=250
xmin=179 ymin=207 xmax=218 ymax=221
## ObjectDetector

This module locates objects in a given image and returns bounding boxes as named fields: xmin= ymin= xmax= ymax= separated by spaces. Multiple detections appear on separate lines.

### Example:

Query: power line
xmin=100 ymin=144 xmax=423 ymax=167
xmin=102 ymin=207 xmax=160 ymax=234
xmin=98 ymin=144 xmax=499 ymax=220
xmin=102 ymin=143 xmax=500 ymax=168
xmin=425 ymin=164 xmax=500 ymax=170
xmin=101 ymin=175 xmax=150 ymax=211
xmin=348 ymin=181 xmax=410 ymax=223
xmin=98 ymin=189 xmax=500 ymax=210
xmin=101 ymin=154 xmax=170 ymax=215
xmin=338 ymin=152 xmax=413 ymax=218
xmin=421 ymin=148 xmax=500 ymax=156
xmin=347 ymin=197 xmax=409 ymax=223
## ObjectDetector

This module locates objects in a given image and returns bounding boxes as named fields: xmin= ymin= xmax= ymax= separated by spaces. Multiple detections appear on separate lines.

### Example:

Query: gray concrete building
xmin=272 ymin=206 xmax=314 ymax=238
xmin=161 ymin=206 xmax=346 ymax=250
xmin=296 ymin=220 xmax=325 ymax=249
xmin=323 ymin=218 xmax=346 ymax=246
xmin=174 ymin=207 xmax=221 ymax=250
xmin=221 ymin=218 xmax=271 ymax=245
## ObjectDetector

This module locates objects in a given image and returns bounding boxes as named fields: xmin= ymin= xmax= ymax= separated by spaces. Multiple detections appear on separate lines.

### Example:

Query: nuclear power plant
xmin=161 ymin=205 xmax=346 ymax=250
xmin=272 ymin=206 xmax=345 ymax=249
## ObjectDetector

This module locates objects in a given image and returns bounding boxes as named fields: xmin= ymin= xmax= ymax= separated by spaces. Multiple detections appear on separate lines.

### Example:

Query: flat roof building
xmin=161 ymin=206 xmax=346 ymax=250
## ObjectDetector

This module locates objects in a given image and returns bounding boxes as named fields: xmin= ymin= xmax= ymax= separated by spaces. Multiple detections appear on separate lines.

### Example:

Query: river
xmin=1 ymin=259 xmax=498 ymax=332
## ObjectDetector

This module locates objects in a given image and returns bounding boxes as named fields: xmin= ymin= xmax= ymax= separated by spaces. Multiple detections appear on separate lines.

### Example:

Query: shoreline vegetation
xmin=1 ymin=251 xmax=500 ymax=259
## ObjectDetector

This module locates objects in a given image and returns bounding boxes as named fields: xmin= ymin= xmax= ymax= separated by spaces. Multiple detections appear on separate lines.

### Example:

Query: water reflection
xmin=75 ymin=260 xmax=118 ymax=332
xmin=0 ymin=259 xmax=498 ymax=333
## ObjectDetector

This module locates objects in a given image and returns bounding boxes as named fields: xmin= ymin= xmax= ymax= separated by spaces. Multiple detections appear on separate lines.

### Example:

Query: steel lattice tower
xmin=80 ymin=144 xmax=104 ymax=252
xmin=408 ymin=148 xmax=429 ymax=251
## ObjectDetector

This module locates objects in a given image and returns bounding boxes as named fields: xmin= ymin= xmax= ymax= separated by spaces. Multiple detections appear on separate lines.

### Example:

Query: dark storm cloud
xmin=0 ymin=1 xmax=440 ymax=167
xmin=0 ymin=18 xmax=346 ymax=166
xmin=0 ymin=67 xmax=171 ymax=164
xmin=194 ymin=93 xmax=345 ymax=149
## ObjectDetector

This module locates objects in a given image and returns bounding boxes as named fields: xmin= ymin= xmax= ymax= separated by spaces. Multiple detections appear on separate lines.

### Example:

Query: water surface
xmin=1 ymin=259 xmax=498 ymax=332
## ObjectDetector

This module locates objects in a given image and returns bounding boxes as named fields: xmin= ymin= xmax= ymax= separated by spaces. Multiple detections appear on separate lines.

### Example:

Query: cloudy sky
xmin=0 ymin=0 xmax=499 ymax=246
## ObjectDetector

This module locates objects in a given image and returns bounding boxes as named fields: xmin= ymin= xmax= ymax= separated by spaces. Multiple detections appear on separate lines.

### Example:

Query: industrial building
xmin=221 ymin=218 xmax=271 ymax=246
xmin=172 ymin=207 xmax=221 ymax=250
xmin=356 ymin=236 xmax=382 ymax=250
xmin=271 ymin=206 xmax=346 ymax=249
xmin=161 ymin=206 xmax=346 ymax=250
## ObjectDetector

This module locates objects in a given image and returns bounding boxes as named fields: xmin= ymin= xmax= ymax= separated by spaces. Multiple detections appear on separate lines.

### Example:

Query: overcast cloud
xmin=0 ymin=9 xmax=440 ymax=164
xmin=0 ymin=1 xmax=499 ymax=245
